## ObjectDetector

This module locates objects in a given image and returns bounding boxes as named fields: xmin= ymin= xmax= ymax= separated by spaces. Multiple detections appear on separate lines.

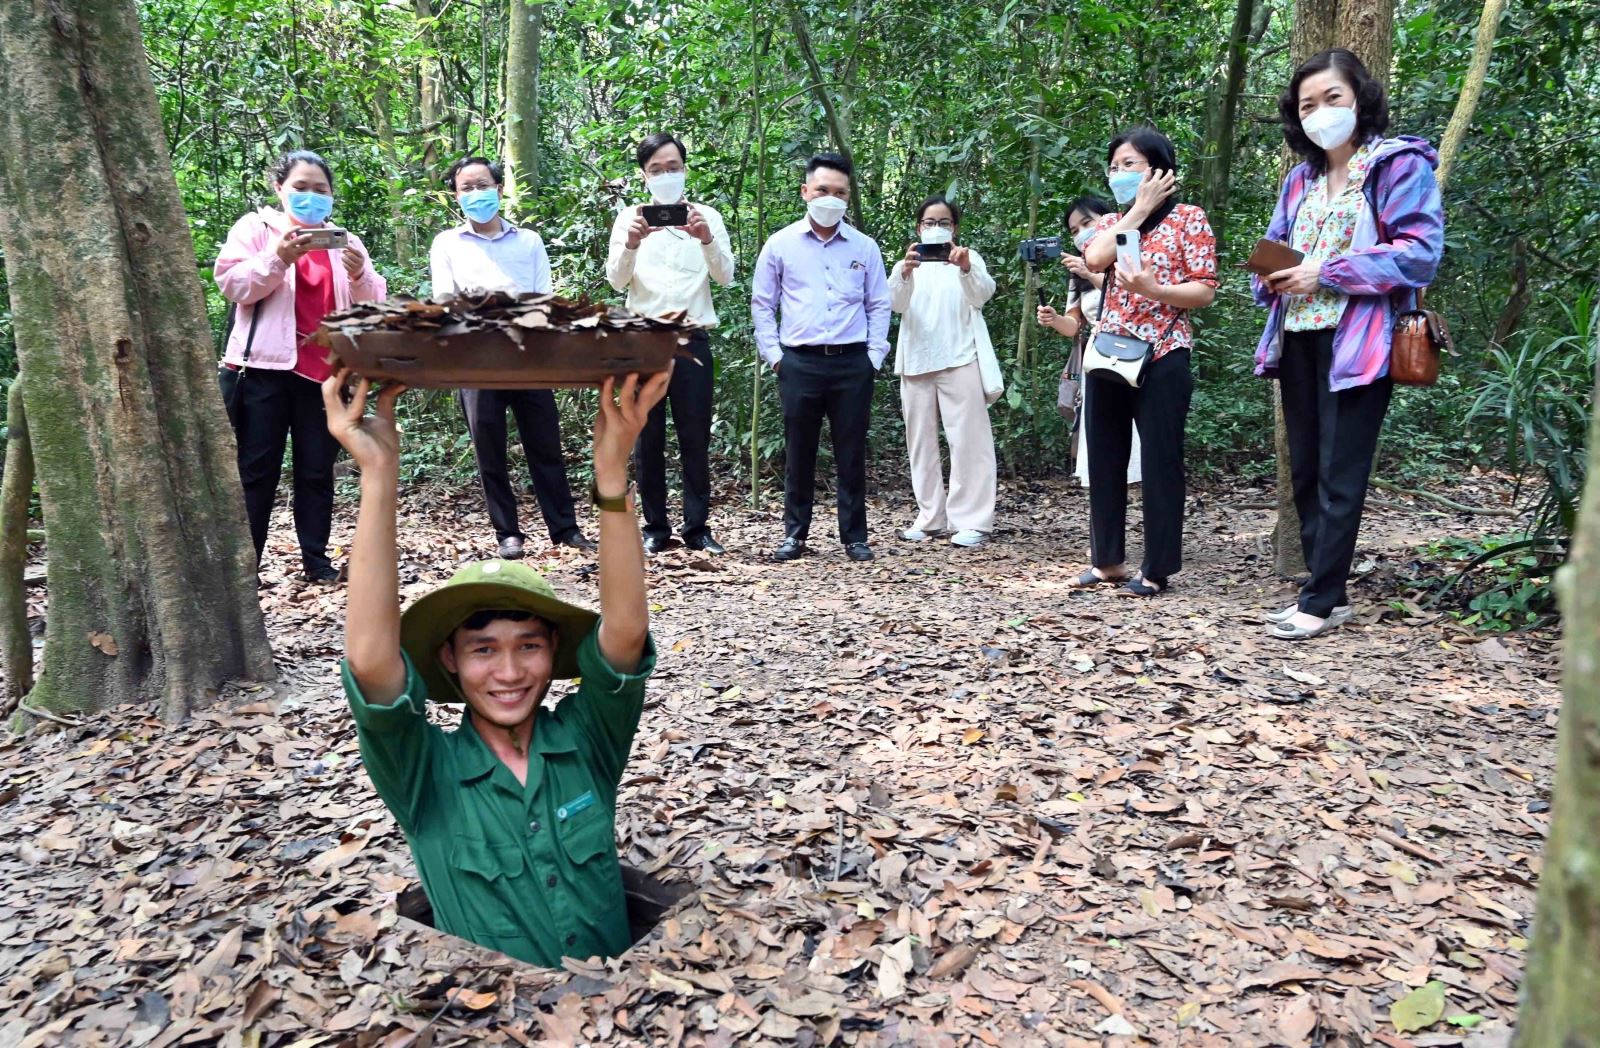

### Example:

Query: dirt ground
xmin=0 ymin=470 xmax=1557 ymax=1046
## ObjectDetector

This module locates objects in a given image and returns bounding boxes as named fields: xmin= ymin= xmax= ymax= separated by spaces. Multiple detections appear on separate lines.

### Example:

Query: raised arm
xmin=323 ymin=370 xmax=409 ymax=704
xmin=593 ymin=370 xmax=673 ymax=673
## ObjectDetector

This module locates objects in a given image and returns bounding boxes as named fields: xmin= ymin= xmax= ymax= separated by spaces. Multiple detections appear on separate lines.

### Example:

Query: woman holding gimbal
xmin=1073 ymin=127 xmax=1217 ymax=597
xmin=1036 ymin=195 xmax=1141 ymax=489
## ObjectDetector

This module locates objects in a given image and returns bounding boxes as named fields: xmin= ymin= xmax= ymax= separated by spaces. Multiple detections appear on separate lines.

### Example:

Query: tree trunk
xmin=505 ymin=0 xmax=542 ymax=205
xmin=1519 ymin=330 xmax=1600 ymax=1040
xmin=786 ymin=2 xmax=863 ymax=231
xmin=1198 ymin=0 xmax=1258 ymax=248
xmin=1272 ymin=0 xmax=1392 ymax=577
xmin=750 ymin=9 xmax=767 ymax=509
xmin=363 ymin=5 xmax=414 ymax=267
xmin=1436 ymin=0 xmax=1507 ymax=188
xmin=0 ymin=378 xmax=35 ymax=715
xmin=0 ymin=0 xmax=274 ymax=720
xmin=414 ymin=0 xmax=448 ymax=175
xmin=1016 ymin=137 xmax=1041 ymax=368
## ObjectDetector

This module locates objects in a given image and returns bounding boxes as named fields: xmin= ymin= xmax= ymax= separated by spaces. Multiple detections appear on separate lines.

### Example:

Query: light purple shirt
xmin=751 ymin=218 xmax=891 ymax=369
xmin=428 ymin=222 xmax=552 ymax=297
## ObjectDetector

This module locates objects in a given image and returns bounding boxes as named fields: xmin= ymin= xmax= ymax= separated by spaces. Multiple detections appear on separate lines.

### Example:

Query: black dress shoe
xmin=556 ymin=530 xmax=597 ymax=552
xmin=497 ymin=536 xmax=525 ymax=560
xmin=772 ymin=538 xmax=806 ymax=562
xmin=304 ymin=563 xmax=342 ymax=584
xmin=844 ymin=542 xmax=874 ymax=562
xmin=643 ymin=534 xmax=673 ymax=555
xmin=685 ymin=534 xmax=725 ymax=555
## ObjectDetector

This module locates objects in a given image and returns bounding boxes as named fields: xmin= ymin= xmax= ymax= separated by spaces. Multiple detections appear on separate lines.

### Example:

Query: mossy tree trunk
xmin=0 ymin=0 xmax=274 ymax=719
xmin=1519 ymin=319 xmax=1600 ymax=1040
xmin=505 ymin=0 xmax=543 ymax=207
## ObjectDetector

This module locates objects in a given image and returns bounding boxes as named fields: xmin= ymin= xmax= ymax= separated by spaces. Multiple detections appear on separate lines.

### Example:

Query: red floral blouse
xmin=1090 ymin=203 xmax=1218 ymax=360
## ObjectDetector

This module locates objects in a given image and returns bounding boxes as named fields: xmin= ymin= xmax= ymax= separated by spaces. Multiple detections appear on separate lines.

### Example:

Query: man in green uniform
xmin=321 ymin=365 xmax=671 ymax=967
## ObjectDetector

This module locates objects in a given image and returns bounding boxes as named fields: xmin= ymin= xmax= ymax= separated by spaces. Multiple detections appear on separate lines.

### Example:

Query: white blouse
xmin=887 ymin=249 xmax=1002 ymax=399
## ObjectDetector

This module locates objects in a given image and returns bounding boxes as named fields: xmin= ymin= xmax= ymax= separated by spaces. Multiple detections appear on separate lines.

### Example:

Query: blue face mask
xmin=286 ymin=190 xmax=333 ymax=225
xmin=459 ymin=188 xmax=501 ymax=224
xmin=1107 ymin=170 xmax=1145 ymax=206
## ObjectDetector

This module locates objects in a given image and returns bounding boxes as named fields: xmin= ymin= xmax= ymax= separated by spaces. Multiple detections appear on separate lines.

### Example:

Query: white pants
xmin=1074 ymin=379 xmax=1143 ymax=487
xmin=900 ymin=360 xmax=997 ymax=534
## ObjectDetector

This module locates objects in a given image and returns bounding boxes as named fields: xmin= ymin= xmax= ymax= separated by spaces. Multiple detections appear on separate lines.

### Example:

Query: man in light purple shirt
xmin=751 ymin=152 xmax=890 ymax=563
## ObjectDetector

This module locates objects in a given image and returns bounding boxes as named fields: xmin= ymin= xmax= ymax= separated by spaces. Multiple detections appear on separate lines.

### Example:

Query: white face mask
xmin=919 ymin=225 xmax=953 ymax=245
xmin=646 ymin=171 xmax=686 ymax=204
xmin=807 ymin=194 xmax=848 ymax=228
xmin=1301 ymin=105 xmax=1358 ymax=151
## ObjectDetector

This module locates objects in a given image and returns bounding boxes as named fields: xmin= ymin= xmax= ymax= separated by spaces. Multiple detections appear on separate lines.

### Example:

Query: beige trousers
xmin=900 ymin=359 xmax=997 ymax=534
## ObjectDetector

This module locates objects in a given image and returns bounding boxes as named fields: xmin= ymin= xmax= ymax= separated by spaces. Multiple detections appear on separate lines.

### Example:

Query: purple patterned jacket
xmin=1252 ymin=136 xmax=1444 ymax=391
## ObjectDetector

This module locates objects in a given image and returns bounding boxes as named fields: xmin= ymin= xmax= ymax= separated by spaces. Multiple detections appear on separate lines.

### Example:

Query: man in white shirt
xmin=605 ymin=133 xmax=735 ymax=555
xmin=429 ymin=156 xmax=594 ymax=560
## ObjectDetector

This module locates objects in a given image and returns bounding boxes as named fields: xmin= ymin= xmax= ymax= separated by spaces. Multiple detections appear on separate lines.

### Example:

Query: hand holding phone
xmin=297 ymin=227 xmax=349 ymax=251
xmin=914 ymin=241 xmax=952 ymax=263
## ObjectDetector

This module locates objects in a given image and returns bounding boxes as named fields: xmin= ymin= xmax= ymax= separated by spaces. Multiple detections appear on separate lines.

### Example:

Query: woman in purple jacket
xmin=1253 ymin=49 xmax=1444 ymax=640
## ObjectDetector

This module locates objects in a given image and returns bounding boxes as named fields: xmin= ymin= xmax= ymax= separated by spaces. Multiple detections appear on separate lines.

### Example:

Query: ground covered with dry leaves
xmin=0 ymin=471 xmax=1559 ymax=1047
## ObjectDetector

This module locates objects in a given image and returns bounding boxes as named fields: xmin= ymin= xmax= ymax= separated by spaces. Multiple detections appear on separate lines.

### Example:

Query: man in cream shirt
xmin=605 ymin=133 xmax=735 ymax=555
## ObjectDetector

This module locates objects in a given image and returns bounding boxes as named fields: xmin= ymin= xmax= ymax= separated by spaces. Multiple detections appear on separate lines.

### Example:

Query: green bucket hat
xmin=399 ymin=559 xmax=598 ymax=703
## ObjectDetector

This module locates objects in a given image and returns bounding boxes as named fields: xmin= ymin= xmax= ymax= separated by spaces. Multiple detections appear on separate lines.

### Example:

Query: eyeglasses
xmin=919 ymin=219 xmax=954 ymax=229
xmin=645 ymin=164 xmax=685 ymax=177
xmin=1107 ymin=157 xmax=1150 ymax=174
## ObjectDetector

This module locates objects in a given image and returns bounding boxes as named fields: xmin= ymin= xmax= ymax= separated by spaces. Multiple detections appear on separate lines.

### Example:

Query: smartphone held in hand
xmin=298 ymin=227 xmax=349 ymax=250
xmin=1115 ymin=230 xmax=1141 ymax=274
xmin=914 ymin=241 xmax=952 ymax=262
xmin=642 ymin=203 xmax=689 ymax=228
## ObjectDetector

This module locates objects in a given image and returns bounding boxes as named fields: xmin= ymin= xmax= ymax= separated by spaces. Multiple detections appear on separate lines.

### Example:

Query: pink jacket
xmin=214 ymin=207 xmax=387 ymax=369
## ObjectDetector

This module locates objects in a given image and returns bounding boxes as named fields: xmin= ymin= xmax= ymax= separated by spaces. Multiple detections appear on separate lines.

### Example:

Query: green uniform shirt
xmin=342 ymin=624 xmax=656 ymax=967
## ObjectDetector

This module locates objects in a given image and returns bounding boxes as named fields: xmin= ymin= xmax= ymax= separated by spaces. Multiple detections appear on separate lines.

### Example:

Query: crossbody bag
xmin=1360 ymin=165 xmax=1453 ymax=387
xmin=1082 ymin=267 xmax=1184 ymax=389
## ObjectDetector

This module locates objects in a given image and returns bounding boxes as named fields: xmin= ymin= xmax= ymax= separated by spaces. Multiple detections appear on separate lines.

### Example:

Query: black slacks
xmin=230 ymin=368 xmax=341 ymax=573
xmin=778 ymin=347 xmax=874 ymax=545
xmin=1278 ymin=329 xmax=1393 ymax=617
xmin=634 ymin=332 xmax=714 ymax=543
xmin=1085 ymin=349 xmax=1192 ymax=583
xmin=458 ymin=388 xmax=579 ymax=543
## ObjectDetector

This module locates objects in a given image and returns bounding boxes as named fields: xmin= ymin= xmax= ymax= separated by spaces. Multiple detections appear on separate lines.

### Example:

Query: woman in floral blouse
xmin=1253 ymin=49 xmax=1445 ymax=640
xmin=1076 ymin=127 xmax=1217 ymax=597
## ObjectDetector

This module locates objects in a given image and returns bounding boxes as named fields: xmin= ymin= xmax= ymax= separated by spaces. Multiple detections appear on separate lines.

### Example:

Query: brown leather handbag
xmin=1389 ymin=290 xmax=1455 ymax=387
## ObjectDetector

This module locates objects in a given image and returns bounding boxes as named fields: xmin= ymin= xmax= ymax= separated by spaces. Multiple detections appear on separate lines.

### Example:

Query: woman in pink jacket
xmin=215 ymin=150 xmax=387 ymax=582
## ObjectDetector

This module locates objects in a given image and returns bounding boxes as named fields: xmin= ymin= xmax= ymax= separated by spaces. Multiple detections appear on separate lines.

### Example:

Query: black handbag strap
xmin=1095 ymin=251 xmax=1185 ymax=349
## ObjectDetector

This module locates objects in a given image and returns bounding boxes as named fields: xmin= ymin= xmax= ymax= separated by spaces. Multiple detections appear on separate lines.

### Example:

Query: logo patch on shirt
xmin=557 ymin=791 xmax=596 ymax=821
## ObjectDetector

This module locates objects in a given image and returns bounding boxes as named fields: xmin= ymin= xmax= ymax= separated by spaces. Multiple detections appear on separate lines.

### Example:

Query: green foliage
xmin=1 ymin=0 xmax=1596 ymax=501
xmin=1420 ymin=534 xmax=1565 ymax=631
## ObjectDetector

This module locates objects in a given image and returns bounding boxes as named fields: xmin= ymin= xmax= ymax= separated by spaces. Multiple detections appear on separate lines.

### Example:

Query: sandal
xmin=1123 ymin=575 xmax=1168 ymax=597
xmin=1072 ymin=567 xmax=1127 ymax=588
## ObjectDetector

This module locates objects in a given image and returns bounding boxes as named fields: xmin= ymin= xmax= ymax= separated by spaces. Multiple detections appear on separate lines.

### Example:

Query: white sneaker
xmin=900 ymin=528 xmax=943 ymax=542
xmin=950 ymin=530 xmax=988 ymax=547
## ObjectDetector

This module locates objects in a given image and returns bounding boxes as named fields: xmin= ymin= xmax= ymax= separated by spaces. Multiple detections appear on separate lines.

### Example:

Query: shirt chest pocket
xmin=555 ymin=790 xmax=612 ymax=865
xmin=452 ymin=835 xmax=527 ymax=884
xmin=828 ymin=260 xmax=867 ymax=306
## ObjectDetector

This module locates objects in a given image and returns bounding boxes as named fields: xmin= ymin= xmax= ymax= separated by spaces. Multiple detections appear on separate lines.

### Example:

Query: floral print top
xmin=1090 ymin=204 xmax=1217 ymax=360
xmin=1284 ymin=141 xmax=1376 ymax=332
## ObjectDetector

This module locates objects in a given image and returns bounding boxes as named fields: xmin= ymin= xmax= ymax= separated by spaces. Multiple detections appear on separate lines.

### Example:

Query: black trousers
xmin=634 ymin=332 xmax=714 ymax=543
xmin=230 ymin=368 xmax=341 ymax=573
xmin=1085 ymin=349 xmax=1192 ymax=583
xmin=458 ymin=388 xmax=579 ymax=543
xmin=1279 ymin=329 xmax=1393 ymax=617
xmin=778 ymin=347 xmax=874 ymax=545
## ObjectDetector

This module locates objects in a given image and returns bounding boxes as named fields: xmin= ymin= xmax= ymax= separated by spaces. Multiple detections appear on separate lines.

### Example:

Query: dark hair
xmin=636 ymin=133 xmax=687 ymax=170
xmin=1064 ymin=195 xmax=1114 ymax=228
xmin=915 ymin=194 xmax=961 ymax=227
xmin=1279 ymin=49 xmax=1390 ymax=176
xmin=453 ymin=609 xmax=551 ymax=636
xmin=270 ymin=150 xmax=333 ymax=189
xmin=805 ymin=152 xmax=854 ymax=180
xmin=442 ymin=156 xmax=504 ymax=192
xmin=1105 ymin=126 xmax=1179 ymax=235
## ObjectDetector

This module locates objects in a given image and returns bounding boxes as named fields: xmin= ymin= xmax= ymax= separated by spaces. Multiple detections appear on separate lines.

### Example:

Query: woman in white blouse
xmin=888 ymin=196 xmax=1002 ymax=547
